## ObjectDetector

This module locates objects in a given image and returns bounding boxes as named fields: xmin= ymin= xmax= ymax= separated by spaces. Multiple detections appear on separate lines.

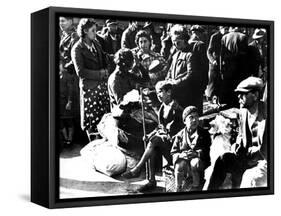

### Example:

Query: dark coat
xmin=71 ymin=38 xmax=108 ymax=90
xmin=156 ymin=100 xmax=184 ymax=137
xmin=248 ymin=40 xmax=266 ymax=77
xmin=166 ymin=48 xmax=206 ymax=114
xmin=59 ymin=28 xmax=79 ymax=73
xmin=221 ymin=32 xmax=249 ymax=80
xmin=121 ymin=26 xmax=138 ymax=49
xmin=101 ymin=32 xmax=121 ymax=55
xmin=189 ymin=38 xmax=209 ymax=89
xmin=171 ymin=126 xmax=211 ymax=166
xmin=220 ymin=32 xmax=250 ymax=107
xmin=207 ymin=31 xmax=223 ymax=65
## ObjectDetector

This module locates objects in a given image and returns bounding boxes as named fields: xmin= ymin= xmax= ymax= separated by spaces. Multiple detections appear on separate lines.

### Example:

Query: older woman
xmin=71 ymin=18 xmax=110 ymax=140
xmin=166 ymin=24 xmax=206 ymax=115
xmin=132 ymin=30 xmax=167 ymax=88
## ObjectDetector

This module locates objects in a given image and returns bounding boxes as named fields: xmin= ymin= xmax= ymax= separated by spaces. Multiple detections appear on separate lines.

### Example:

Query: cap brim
xmin=234 ymin=88 xmax=251 ymax=93
xmin=143 ymin=24 xmax=152 ymax=29
xmin=107 ymin=22 xmax=118 ymax=26
xmin=252 ymin=35 xmax=264 ymax=39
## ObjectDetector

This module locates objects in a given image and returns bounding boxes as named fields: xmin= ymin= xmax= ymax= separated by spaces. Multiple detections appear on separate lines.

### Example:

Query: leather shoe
xmin=137 ymin=180 xmax=157 ymax=192
xmin=121 ymin=170 xmax=140 ymax=179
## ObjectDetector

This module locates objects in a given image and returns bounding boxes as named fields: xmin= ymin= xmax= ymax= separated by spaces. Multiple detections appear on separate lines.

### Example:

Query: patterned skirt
xmin=80 ymin=82 xmax=110 ymax=133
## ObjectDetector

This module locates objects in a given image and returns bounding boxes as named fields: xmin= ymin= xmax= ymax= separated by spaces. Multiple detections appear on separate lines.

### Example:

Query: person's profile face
xmin=156 ymin=88 xmax=171 ymax=104
xmin=184 ymin=112 xmax=199 ymax=132
xmin=85 ymin=24 xmax=97 ymax=40
xmin=138 ymin=37 xmax=151 ymax=52
xmin=108 ymin=24 xmax=118 ymax=34
xmin=237 ymin=91 xmax=257 ymax=109
xmin=59 ymin=17 xmax=72 ymax=32
xmin=171 ymin=35 xmax=186 ymax=51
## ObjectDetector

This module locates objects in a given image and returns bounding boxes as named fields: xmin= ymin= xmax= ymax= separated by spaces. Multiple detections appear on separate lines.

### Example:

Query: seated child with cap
xmin=171 ymin=106 xmax=211 ymax=191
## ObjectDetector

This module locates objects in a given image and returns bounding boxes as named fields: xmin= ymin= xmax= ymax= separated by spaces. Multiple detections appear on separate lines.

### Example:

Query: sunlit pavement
xmin=59 ymin=143 xmax=165 ymax=199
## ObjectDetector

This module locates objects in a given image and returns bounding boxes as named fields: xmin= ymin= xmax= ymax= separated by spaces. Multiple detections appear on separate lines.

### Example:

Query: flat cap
xmin=190 ymin=25 xmax=205 ymax=33
xmin=182 ymin=106 xmax=198 ymax=121
xmin=252 ymin=28 xmax=266 ymax=40
xmin=106 ymin=19 xmax=118 ymax=26
xmin=234 ymin=76 xmax=264 ymax=93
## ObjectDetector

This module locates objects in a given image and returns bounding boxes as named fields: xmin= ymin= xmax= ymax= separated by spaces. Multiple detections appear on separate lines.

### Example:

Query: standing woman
xmin=166 ymin=24 xmax=205 ymax=115
xmin=71 ymin=18 xmax=110 ymax=140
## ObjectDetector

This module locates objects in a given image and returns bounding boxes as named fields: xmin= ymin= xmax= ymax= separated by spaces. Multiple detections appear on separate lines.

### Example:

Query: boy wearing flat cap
xmin=206 ymin=76 xmax=267 ymax=190
xmin=171 ymin=106 xmax=211 ymax=191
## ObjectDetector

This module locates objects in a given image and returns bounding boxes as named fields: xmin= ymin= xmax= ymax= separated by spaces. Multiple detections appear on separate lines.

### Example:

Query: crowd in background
xmin=58 ymin=16 xmax=268 ymax=192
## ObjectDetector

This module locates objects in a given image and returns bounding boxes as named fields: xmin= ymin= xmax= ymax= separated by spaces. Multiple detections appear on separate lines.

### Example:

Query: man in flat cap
xmin=100 ymin=19 xmax=121 ymax=73
xmin=206 ymin=77 xmax=267 ymax=190
xmin=171 ymin=106 xmax=211 ymax=191
xmin=101 ymin=20 xmax=121 ymax=54
xmin=248 ymin=28 xmax=267 ymax=79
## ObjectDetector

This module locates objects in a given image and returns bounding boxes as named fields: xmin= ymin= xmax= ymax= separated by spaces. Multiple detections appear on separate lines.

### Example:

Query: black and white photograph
xmin=2 ymin=0 xmax=281 ymax=214
xmin=56 ymin=12 xmax=272 ymax=200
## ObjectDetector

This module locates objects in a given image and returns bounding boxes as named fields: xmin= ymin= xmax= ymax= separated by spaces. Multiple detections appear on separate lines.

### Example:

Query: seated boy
xmin=171 ymin=106 xmax=211 ymax=191
xmin=122 ymin=80 xmax=184 ymax=191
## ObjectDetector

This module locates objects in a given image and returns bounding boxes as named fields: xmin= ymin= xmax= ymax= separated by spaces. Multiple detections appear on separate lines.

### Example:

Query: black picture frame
xmin=31 ymin=6 xmax=274 ymax=208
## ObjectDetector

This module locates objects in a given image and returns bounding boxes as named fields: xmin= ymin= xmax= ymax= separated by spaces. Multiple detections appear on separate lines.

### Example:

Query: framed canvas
xmin=31 ymin=6 xmax=274 ymax=208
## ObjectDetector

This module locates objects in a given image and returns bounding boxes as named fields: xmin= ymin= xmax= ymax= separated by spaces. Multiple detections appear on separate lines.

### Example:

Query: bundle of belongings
xmin=81 ymin=89 xmax=158 ymax=177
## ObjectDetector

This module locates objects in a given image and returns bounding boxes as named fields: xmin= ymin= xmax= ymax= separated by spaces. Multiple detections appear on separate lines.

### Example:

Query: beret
xmin=182 ymin=106 xmax=198 ymax=121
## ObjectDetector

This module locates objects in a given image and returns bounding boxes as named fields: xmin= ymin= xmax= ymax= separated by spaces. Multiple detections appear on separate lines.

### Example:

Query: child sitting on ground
xmin=171 ymin=106 xmax=211 ymax=191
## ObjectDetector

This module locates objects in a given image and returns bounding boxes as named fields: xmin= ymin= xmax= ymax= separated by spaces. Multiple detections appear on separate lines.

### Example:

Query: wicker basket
xmin=163 ymin=166 xmax=192 ymax=192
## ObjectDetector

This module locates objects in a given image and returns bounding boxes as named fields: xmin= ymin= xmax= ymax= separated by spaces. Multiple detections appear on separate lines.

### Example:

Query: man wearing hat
xmin=100 ymin=19 xmax=121 ymax=73
xmin=101 ymin=19 xmax=121 ymax=55
xmin=171 ymin=106 xmax=211 ymax=191
xmin=206 ymin=77 xmax=267 ymax=190
xmin=248 ymin=28 xmax=267 ymax=78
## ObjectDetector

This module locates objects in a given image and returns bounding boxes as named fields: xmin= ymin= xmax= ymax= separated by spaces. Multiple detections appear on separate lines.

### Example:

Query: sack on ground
xmin=80 ymin=139 xmax=127 ymax=176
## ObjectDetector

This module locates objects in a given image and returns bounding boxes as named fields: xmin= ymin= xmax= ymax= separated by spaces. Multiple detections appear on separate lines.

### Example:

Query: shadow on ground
xmin=60 ymin=177 xmax=165 ymax=195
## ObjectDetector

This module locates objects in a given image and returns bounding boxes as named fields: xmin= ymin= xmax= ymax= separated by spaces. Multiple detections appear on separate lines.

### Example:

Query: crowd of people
xmin=59 ymin=16 xmax=268 ymax=192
